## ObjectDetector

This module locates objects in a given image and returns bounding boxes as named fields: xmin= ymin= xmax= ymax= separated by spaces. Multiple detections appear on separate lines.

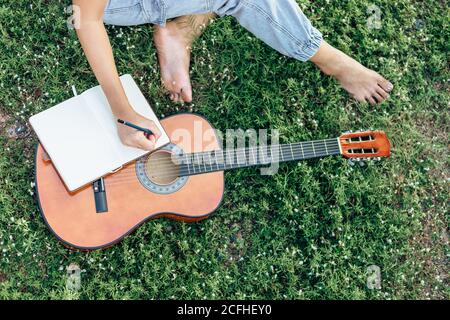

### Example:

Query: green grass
xmin=0 ymin=0 xmax=448 ymax=299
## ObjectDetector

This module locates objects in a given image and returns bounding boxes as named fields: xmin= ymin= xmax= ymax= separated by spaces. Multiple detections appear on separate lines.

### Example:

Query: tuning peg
xmin=348 ymin=159 xmax=355 ymax=166
xmin=377 ymin=157 xmax=381 ymax=161
xmin=358 ymin=161 xmax=365 ymax=167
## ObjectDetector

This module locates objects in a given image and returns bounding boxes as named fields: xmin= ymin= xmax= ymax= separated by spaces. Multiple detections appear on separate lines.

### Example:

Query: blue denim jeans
xmin=103 ymin=0 xmax=322 ymax=61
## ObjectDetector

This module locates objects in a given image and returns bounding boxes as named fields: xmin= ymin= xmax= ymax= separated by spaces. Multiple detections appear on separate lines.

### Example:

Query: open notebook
xmin=30 ymin=74 xmax=170 ymax=192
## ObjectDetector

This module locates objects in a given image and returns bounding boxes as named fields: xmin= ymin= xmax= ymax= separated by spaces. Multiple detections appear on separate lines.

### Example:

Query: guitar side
xmin=35 ymin=113 xmax=225 ymax=250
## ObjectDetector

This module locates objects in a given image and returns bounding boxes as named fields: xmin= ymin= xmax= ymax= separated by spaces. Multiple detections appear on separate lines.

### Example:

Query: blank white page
xmin=30 ymin=75 xmax=170 ymax=192
xmin=30 ymin=95 xmax=123 ymax=191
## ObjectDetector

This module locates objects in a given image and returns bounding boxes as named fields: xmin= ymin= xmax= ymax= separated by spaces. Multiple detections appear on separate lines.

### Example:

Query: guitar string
xmin=105 ymin=150 xmax=341 ymax=185
xmin=114 ymin=138 xmax=340 ymax=172
xmin=106 ymin=140 xmax=340 ymax=179
xmin=142 ymin=138 xmax=340 ymax=167
xmin=104 ymin=149 xmax=342 ymax=186
xmin=105 ymin=150 xmax=342 ymax=186
xmin=106 ymin=143 xmax=342 ymax=183
xmin=105 ymin=142 xmax=342 ymax=184
xmin=101 ymin=136 xmax=377 ymax=184
xmin=105 ymin=141 xmax=342 ymax=182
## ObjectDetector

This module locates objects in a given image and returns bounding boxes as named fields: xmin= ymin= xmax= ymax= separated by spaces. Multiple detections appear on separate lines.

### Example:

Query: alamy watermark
xmin=367 ymin=4 xmax=382 ymax=30
xmin=66 ymin=263 xmax=81 ymax=291
xmin=366 ymin=265 xmax=382 ymax=290
xmin=169 ymin=121 xmax=281 ymax=176
xmin=65 ymin=5 xmax=81 ymax=30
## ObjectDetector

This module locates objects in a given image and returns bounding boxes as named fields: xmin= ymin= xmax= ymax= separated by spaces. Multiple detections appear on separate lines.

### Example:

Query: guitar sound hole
xmin=136 ymin=143 xmax=188 ymax=195
xmin=144 ymin=151 xmax=180 ymax=186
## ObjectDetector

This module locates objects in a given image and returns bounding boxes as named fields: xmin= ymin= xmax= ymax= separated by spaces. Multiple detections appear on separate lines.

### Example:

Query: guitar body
xmin=35 ymin=114 xmax=224 ymax=250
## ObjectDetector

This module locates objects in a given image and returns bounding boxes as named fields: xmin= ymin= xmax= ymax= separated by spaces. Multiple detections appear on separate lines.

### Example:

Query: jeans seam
xmin=158 ymin=0 xmax=166 ymax=25
xmin=205 ymin=0 xmax=213 ymax=11
xmin=301 ymin=29 xmax=322 ymax=52
xmin=104 ymin=2 xmax=142 ymax=15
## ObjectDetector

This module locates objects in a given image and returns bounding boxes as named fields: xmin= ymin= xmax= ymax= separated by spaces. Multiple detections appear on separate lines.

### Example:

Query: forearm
xmin=74 ymin=1 xmax=134 ymax=118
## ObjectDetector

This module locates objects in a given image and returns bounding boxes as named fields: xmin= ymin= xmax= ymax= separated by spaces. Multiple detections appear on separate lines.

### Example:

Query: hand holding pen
xmin=116 ymin=114 xmax=161 ymax=151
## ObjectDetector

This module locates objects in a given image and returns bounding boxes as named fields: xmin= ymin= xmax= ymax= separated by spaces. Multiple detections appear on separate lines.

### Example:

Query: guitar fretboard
xmin=176 ymin=138 xmax=341 ymax=177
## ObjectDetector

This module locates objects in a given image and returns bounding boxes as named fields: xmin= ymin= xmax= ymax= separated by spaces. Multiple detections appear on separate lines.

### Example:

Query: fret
xmin=191 ymin=154 xmax=197 ymax=174
xmin=279 ymin=145 xmax=284 ymax=162
xmin=324 ymin=140 xmax=328 ymax=154
xmin=300 ymin=142 xmax=304 ymax=159
xmin=219 ymin=150 xmax=226 ymax=170
xmin=208 ymin=152 xmax=213 ymax=168
xmin=203 ymin=153 xmax=207 ymax=171
xmin=236 ymin=148 xmax=247 ymax=167
xmin=251 ymin=147 xmax=257 ymax=165
xmin=186 ymin=157 xmax=191 ymax=175
xmin=227 ymin=149 xmax=233 ymax=167
xmin=289 ymin=144 xmax=294 ymax=160
xmin=259 ymin=146 xmax=264 ymax=164
xmin=269 ymin=146 xmax=274 ymax=163
xmin=243 ymin=148 xmax=248 ymax=166
xmin=214 ymin=150 xmax=220 ymax=171
xmin=311 ymin=141 xmax=316 ymax=157
xmin=260 ymin=146 xmax=268 ymax=164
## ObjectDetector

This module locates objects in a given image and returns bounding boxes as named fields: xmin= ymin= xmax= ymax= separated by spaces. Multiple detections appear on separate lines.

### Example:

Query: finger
xmin=136 ymin=135 xmax=155 ymax=151
xmin=144 ymin=132 xmax=156 ymax=143
xmin=147 ymin=122 xmax=162 ymax=139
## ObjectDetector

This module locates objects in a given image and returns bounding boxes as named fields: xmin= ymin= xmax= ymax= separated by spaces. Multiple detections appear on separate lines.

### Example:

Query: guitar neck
xmin=178 ymin=138 xmax=341 ymax=177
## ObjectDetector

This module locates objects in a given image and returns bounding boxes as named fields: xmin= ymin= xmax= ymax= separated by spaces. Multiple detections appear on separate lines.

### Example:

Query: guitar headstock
xmin=339 ymin=130 xmax=391 ymax=161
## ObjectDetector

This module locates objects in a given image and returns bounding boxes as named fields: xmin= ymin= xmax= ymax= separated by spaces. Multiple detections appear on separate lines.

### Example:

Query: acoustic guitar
xmin=35 ymin=113 xmax=391 ymax=250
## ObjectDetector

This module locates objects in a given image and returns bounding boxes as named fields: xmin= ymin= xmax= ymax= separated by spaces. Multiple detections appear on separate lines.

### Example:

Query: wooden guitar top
xmin=35 ymin=113 xmax=224 ymax=250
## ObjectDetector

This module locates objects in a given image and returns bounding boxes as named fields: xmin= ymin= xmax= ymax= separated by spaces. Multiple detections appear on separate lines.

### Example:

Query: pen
xmin=117 ymin=119 xmax=154 ymax=138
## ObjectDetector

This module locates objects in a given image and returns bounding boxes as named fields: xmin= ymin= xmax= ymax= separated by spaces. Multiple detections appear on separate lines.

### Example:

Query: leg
xmin=154 ymin=13 xmax=216 ymax=103
xmin=213 ymin=0 xmax=393 ymax=104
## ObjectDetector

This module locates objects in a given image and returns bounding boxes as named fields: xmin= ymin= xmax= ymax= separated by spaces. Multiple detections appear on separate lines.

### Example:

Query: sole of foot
xmin=154 ymin=23 xmax=193 ymax=104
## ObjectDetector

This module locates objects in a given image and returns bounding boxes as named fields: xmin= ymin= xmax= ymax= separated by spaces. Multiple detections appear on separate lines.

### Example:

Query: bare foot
xmin=311 ymin=41 xmax=394 ymax=104
xmin=154 ymin=22 xmax=193 ymax=103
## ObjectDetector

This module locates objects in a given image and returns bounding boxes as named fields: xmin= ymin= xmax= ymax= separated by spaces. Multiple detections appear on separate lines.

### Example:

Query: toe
xmin=172 ymin=92 xmax=182 ymax=103
xmin=353 ymin=94 xmax=366 ymax=103
xmin=366 ymin=96 xmax=377 ymax=105
xmin=180 ymin=85 xmax=192 ymax=103
xmin=376 ymin=86 xmax=389 ymax=99
xmin=377 ymin=77 xmax=394 ymax=93
xmin=372 ymin=91 xmax=385 ymax=104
